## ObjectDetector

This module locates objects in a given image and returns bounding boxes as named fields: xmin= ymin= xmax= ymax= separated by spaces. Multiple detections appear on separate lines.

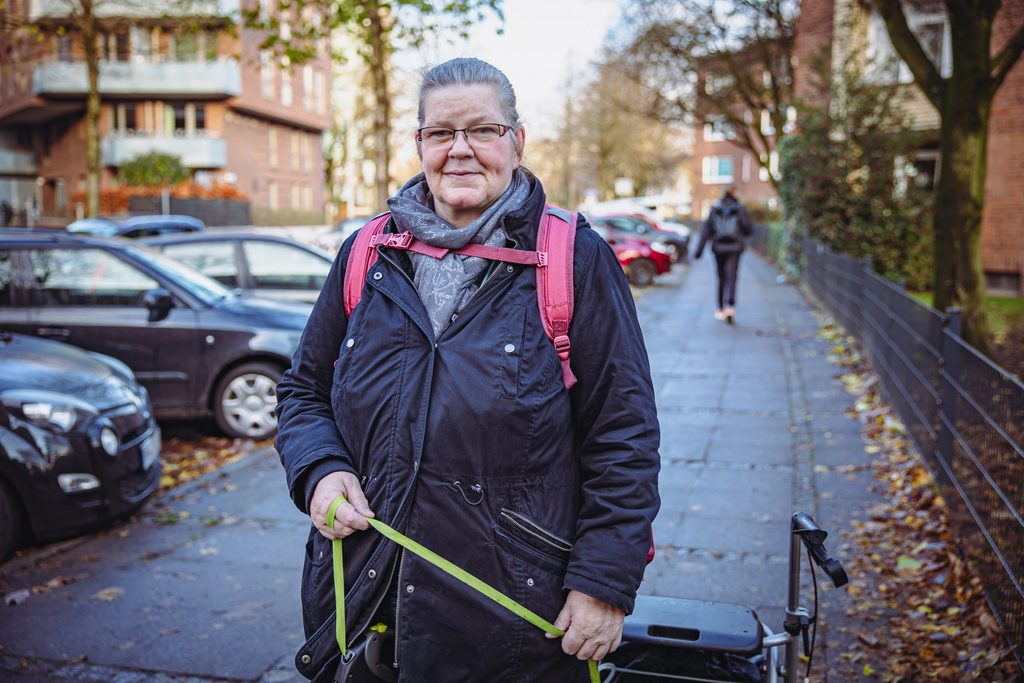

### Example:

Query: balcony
xmin=0 ymin=148 xmax=38 ymax=175
xmin=29 ymin=0 xmax=238 ymax=20
xmin=101 ymin=133 xmax=227 ymax=168
xmin=33 ymin=60 xmax=241 ymax=98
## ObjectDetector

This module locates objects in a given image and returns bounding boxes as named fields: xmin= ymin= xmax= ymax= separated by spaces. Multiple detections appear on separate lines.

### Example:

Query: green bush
xmin=778 ymin=52 xmax=933 ymax=287
xmin=118 ymin=152 xmax=190 ymax=188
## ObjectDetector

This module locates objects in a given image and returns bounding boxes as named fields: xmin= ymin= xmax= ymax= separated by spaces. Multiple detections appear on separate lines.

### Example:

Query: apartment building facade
xmin=792 ymin=0 xmax=1024 ymax=294
xmin=0 ymin=0 xmax=331 ymax=225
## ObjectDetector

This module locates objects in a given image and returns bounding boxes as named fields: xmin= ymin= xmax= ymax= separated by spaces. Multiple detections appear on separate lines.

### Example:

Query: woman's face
xmin=417 ymin=84 xmax=526 ymax=228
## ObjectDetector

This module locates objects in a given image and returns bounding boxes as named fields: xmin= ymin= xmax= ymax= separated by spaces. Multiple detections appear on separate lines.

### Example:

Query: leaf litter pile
xmin=157 ymin=433 xmax=270 ymax=492
xmin=816 ymin=316 xmax=1020 ymax=681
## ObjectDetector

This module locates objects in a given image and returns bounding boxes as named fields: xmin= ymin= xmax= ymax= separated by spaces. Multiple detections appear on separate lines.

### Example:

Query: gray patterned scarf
xmin=386 ymin=169 xmax=530 ymax=337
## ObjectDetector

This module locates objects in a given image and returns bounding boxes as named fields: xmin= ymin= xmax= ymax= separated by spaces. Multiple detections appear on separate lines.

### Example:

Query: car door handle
xmin=37 ymin=327 xmax=70 ymax=340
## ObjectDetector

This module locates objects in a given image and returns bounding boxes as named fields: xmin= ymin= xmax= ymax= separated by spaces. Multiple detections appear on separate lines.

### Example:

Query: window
xmin=703 ymin=116 xmax=733 ymax=142
xmin=280 ymin=58 xmax=293 ymax=106
xmin=291 ymin=184 xmax=300 ymax=209
xmin=701 ymin=155 xmax=733 ymax=184
xmin=161 ymin=241 xmax=238 ymax=287
xmin=866 ymin=9 xmax=951 ymax=84
xmin=704 ymin=73 xmax=734 ymax=96
xmin=172 ymin=31 xmax=198 ymax=61
xmin=243 ymin=241 xmax=331 ymax=291
xmin=130 ymin=26 xmax=151 ymax=63
xmin=315 ymin=71 xmax=327 ymax=114
xmin=761 ymin=109 xmax=775 ymax=136
xmin=193 ymin=103 xmax=206 ymax=131
xmin=291 ymin=131 xmax=300 ymax=170
xmin=118 ymin=103 xmax=137 ymax=132
xmin=115 ymin=32 xmax=130 ymax=62
xmin=260 ymin=51 xmax=275 ymax=99
xmin=171 ymin=103 xmax=187 ymax=133
xmin=54 ymin=179 xmax=66 ymax=215
xmin=28 ymin=249 xmax=158 ymax=306
xmin=0 ymin=250 xmax=12 ymax=307
xmin=303 ymin=65 xmax=315 ymax=111
xmin=268 ymin=127 xmax=278 ymax=166
xmin=759 ymin=151 xmax=780 ymax=182
xmin=268 ymin=181 xmax=278 ymax=209
xmin=742 ymin=154 xmax=751 ymax=182
xmin=57 ymin=34 xmax=73 ymax=62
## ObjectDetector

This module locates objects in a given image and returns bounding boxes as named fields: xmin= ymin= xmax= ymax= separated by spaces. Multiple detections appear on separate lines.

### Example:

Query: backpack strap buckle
xmin=370 ymin=231 xmax=414 ymax=249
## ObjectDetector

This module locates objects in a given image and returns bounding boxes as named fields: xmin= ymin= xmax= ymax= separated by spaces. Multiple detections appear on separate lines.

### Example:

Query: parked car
xmin=141 ymin=232 xmax=334 ymax=304
xmin=67 ymin=214 xmax=205 ymax=239
xmin=316 ymin=216 xmax=373 ymax=253
xmin=590 ymin=223 xmax=673 ymax=287
xmin=0 ymin=230 xmax=310 ymax=440
xmin=589 ymin=214 xmax=690 ymax=263
xmin=0 ymin=332 xmax=161 ymax=559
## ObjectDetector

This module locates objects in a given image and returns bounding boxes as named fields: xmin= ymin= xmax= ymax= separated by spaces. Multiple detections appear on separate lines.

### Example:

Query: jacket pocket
xmin=494 ymin=507 xmax=572 ymax=576
xmin=498 ymin=305 xmax=527 ymax=399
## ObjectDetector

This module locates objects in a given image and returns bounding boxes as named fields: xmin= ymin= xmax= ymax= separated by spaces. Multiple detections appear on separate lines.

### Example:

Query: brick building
xmin=791 ymin=0 xmax=1024 ymax=295
xmin=0 ymin=0 xmax=332 ymax=226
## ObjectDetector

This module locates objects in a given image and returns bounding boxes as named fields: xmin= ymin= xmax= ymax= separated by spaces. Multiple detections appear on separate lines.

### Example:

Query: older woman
xmin=276 ymin=57 xmax=660 ymax=682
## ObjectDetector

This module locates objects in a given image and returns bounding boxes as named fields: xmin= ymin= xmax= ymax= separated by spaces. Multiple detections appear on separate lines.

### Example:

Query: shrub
xmin=118 ymin=152 xmax=190 ymax=187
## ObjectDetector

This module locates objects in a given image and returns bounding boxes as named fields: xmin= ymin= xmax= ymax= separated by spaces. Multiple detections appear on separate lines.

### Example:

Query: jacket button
xmin=506 ymin=265 xmax=514 ymax=273
xmin=504 ymin=343 xmax=515 ymax=353
xmin=527 ymin=577 xmax=535 ymax=587
xmin=346 ymin=338 xmax=355 ymax=348
xmin=373 ymin=271 xmax=383 ymax=280
xmin=301 ymin=654 xmax=311 ymax=665
xmin=406 ymin=584 xmax=415 ymax=594
xmin=368 ymin=569 xmax=377 ymax=579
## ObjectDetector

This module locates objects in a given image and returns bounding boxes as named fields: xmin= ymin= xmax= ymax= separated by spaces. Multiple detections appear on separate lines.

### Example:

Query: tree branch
xmin=991 ymin=18 xmax=1024 ymax=95
xmin=870 ymin=0 xmax=944 ymax=108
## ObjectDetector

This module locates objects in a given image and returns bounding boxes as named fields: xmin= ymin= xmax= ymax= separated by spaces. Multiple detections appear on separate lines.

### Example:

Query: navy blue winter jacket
xmin=275 ymin=177 xmax=661 ymax=682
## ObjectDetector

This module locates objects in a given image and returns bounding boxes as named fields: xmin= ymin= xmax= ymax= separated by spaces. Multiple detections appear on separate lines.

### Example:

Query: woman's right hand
xmin=310 ymin=471 xmax=374 ymax=540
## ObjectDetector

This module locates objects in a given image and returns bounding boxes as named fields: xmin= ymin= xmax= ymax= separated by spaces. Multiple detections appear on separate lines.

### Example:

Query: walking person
xmin=693 ymin=187 xmax=754 ymax=323
xmin=275 ymin=57 xmax=660 ymax=682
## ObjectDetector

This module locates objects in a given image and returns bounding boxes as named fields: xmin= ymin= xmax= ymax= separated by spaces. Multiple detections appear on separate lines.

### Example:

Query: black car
xmin=142 ymin=232 xmax=334 ymax=304
xmin=67 ymin=214 xmax=205 ymax=239
xmin=589 ymin=214 xmax=691 ymax=263
xmin=0 ymin=332 xmax=161 ymax=559
xmin=0 ymin=230 xmax=310 ymax=440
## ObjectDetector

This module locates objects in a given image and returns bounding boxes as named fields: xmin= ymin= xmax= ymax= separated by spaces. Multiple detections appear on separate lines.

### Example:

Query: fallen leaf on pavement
xmin=91 ymin=587 xmax=124 ymax=602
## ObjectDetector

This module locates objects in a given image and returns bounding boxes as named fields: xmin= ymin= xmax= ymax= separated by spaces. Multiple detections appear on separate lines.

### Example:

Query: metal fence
xmin=803 ymin=239 xmax=1024 ymax=667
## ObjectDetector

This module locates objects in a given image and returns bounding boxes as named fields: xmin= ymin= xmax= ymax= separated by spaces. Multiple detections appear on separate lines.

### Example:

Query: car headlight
xmin=0 ymin=390 xmax=98 ymax=434
xmin=651 ymin=242 xmax=671 ymax=254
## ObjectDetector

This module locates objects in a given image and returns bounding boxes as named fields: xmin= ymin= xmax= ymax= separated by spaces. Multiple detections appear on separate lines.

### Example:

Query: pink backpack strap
xmin=343 ymin=213 xmax=392 ymax=317
xmin=536 ymin=204 xmax=578 ymax=389
xmin=369 ymin=231 xmax=547 ymax=266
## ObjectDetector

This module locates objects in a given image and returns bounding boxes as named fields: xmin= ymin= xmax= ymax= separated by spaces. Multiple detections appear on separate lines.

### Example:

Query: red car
xmin=589 ymin=223 xmax=673 ymax=287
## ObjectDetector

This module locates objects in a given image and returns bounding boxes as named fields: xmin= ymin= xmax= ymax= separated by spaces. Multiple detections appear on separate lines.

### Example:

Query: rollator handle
xmin=791 ymin=512 xmax=849 ymax=588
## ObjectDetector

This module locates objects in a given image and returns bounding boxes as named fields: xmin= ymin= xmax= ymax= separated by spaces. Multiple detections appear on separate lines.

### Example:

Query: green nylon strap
xmin=326 ymin=495 xmax=600 ymax=683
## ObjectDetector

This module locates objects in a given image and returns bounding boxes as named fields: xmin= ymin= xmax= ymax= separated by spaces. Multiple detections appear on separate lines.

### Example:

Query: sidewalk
xmin=0 ymin=251 xmax=879 ymax=682
xmin=639 ymin=252 xmax=880 ymax=678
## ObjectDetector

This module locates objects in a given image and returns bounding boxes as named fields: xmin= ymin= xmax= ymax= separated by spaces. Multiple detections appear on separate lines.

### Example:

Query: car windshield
xmin=127 ymin=246 xmax=231 ymax=304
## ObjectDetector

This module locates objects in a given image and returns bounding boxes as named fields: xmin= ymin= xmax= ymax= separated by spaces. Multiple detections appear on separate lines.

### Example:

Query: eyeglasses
xmin=416 ymin=123 xmax=513 ymax=147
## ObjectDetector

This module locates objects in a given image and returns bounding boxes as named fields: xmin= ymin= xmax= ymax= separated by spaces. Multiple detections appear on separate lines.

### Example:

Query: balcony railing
xmin=33 ymin=60 xmax=241 ymax=98
xmin=101 ymin=133 xmax=226 ymax=168
xmin=29 ymin=0 xmax=237 ymax=20
xmin=0 ymin=148 xmax=38 ymax=175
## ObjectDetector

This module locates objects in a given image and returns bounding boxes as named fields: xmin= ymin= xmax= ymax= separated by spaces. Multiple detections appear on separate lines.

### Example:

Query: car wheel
xmin=213 ymin=362 xmax=283 ymax=440
xmin=628 ymin=259 xmax=657 ymax=287
xmin=0 ymin=477 xmax=25 ymax=560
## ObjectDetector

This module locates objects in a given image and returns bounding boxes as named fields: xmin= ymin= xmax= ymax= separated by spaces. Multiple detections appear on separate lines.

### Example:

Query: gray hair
xmin=418 ymin=58 xmax=522 ymax=148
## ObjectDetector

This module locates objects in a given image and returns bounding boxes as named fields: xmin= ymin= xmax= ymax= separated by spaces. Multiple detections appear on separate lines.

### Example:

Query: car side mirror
xmin=143 ymin=288 xmax=174 ymax=322
xmin=636 ymin=225 xmax=649 ymax=234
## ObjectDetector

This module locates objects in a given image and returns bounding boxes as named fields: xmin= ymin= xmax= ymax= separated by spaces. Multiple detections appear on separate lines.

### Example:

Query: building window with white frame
xmin=280 ymin=58 xmax=293 ymax=106
xmin=268 ymin=127 xmax=278 ymax=166
xmin=759 ymin=150 xmax=780 ymax=182
xmin=703 ymin=116 xmax=733 ymax=142
xmin=866 ymin=9 xmax=951 ymax=84
xmin=702 ymin=155 xmax=734 ymax=184
xmin=268 ymin=181 xmax=279 ymax=210
xmin=260 ymin=51 xmax=275 ymax=99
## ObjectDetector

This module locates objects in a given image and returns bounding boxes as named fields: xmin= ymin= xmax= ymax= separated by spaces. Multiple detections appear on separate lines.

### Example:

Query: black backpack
xmin=713 ymin=205 xmax=741 ymax=239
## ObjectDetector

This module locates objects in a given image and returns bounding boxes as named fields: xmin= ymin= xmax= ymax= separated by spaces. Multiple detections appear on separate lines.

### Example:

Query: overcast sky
xmin=397 ymin=0 xmax=623 ymax=138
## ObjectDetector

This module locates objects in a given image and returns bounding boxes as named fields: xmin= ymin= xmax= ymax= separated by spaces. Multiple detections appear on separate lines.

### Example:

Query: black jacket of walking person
xmin=275 ymin=58 xmax=661 ymax=683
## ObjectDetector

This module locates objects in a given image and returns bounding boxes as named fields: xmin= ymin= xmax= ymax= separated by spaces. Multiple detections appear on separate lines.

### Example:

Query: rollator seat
xmin=622 ymin=595 xmax=764 ymax=656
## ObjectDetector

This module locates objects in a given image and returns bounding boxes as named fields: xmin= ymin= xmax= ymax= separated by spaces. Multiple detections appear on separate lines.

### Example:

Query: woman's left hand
xmin=545 ymin=590 xmax=624 ymax=660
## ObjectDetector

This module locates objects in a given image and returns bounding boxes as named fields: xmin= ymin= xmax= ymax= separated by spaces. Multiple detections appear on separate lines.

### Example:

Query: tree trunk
xmin=82 ymin=0 xmax=100 ymax=217
xmin=367 ymin=1 xmax=391 ymax=211
xmin=931 ymin=19 xmax=993 ymax=354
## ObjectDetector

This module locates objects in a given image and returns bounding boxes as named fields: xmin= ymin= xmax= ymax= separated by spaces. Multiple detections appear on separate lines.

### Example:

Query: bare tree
xmin=620 ymin=0 xmax=798 ymax=190
xmin=244 ymin=0 xmax=502 ymax=211
xmin=870 ymin=1 xmax=1024 ymax=351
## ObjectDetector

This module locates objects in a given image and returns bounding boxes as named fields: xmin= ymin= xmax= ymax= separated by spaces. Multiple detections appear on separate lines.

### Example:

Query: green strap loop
xmin=326 ymin=495 xmax=600 ymax=683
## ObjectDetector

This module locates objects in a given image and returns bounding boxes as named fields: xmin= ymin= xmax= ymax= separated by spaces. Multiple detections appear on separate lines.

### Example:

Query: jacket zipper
xmin=393 ymin=548 xmax=408 ymax=668
xmin=500 ymin=508 xmax=574 ymax=552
